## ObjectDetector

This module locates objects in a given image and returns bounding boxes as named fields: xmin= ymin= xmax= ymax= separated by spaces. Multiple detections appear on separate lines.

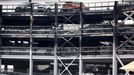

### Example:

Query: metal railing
xmin=84 ymin=1 xmax=114 ymax=11
xmin=1 ymin=26 xmax=53 ymax=30
xmin=0 ymin=47 xmax=54 ymax=56
xmin=0 ymin=72 xmax=52 ymax=75
xmin=1 ymin=46 xmax=134 ymax=56
xmin=82 ymin=46 xmax=112 ymax=55
xmin=1 ymin=24 xmax=113 ymax=36
xmin=83 ymin=28 xmax=113 ymax=35
xmin=117 ymin=25 xmax=134 ymax=35
xmin=117 ymin=46 xmax=134 ymax=55
xmin=1 ymin=26 xmax=54 ymax=35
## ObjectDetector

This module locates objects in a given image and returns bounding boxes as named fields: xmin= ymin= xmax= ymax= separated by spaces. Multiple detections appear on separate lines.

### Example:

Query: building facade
xmin=0 ymin=1 xmax=134 ymax=75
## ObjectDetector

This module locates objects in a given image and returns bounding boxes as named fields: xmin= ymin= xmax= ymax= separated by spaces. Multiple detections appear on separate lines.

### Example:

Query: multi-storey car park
xmin=0 ymin=1 xmax=134 ymax=75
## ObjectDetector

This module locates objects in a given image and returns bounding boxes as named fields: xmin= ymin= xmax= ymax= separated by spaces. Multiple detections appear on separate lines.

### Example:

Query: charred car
xmin=15 ymin=2 xmax=51 ymax=12
xmin=60 ymin=2 xmax=89 ymax=13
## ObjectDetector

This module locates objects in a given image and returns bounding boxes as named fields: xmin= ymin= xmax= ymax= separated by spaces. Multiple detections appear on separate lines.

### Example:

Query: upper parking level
xmin=0 ymin=1 xmax=134 ymax=16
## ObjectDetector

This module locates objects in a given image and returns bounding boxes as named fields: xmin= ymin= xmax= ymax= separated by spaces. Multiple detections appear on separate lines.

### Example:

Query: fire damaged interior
xmin=1 ymin=1 xmax=134 ymax=75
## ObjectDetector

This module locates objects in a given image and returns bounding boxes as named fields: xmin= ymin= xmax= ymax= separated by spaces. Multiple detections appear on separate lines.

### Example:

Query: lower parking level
xmin=1 ymin=58 xmax=134 ymax=75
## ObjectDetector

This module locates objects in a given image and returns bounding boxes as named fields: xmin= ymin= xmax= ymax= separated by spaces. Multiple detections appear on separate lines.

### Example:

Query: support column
xmin=107 ymin=69 xmax=111 ymax=75
xmin=0 ymin=5 xmax=2 ymax=15
xmin=29 ymin=2 xmax=33 ymax=75
xmin=112 ymin=1 xmax=118 ymax=75
xmin=4 ymin=65 xmax=7 ymax=72
xmin=0 ymin=59 xmax=1 ymax=73
xmin=106 ymin=64 xmax=111 ymax=75
xmin=79 ymin=2 xmax=83 ymax=75
xmin=0 ymin=5 xmax=2 ymax=73
xmin=83 ymin=62 xmax=86 ymax=73
xmin=54 ymin=3 xmax=58 ymax=75
xmin=79 ymin=54 xmax=83 ymax=75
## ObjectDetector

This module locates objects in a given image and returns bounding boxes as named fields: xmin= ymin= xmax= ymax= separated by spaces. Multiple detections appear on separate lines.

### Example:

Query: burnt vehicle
xmin=60 ymin=2 xmax=89 ymax=13
xmin=15 ymin=2 xmax=51 ymax=12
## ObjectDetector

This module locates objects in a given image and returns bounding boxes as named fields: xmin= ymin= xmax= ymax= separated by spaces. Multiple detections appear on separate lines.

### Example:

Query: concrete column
xmin=112 ymin=1 xmax=118 ymax=75
xmin=4 ymin=65 xmax=7 ymax=72
xmin=54 ymin=56 xmax=57 ymax=75
xmin=0 ymin=29 xmax=1 ymax=73
xmin=54 ymin=3 xmax=58 ymax=75
xmin=29 ymin=2 xmax=33 ymax=75
xmin=0 ymin=5 xmax=2 ymax=48
xmin=0 ymin=5 xmax=2 ymax=15
xmin=79 ymin=54 xmax=83 ymax=75
xmin=0 ymin=59 xmax=1 ymax=73
xmin=106 ymin=64 xmax=111 ymax=75
xmin=83 ymin=62 xmax=86 ymax=73
xmin=79 ymin=2 xmax=83 ymax=75
xmin=108 ymin=69 xmax=111 ymax=75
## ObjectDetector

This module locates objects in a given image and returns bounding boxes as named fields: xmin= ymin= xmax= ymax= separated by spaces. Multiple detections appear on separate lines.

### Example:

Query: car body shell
xmin=60 ymin=2 xmax=89 ymax=13
xmin=15 ymin=2 xmax=51 ymax=12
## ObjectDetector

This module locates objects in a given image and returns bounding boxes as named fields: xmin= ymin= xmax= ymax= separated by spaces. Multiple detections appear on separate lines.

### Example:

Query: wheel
xmin=15 ymin=8 xmax=20 ymax=12
xmin=46 ymin=8 xmax=51 ymax=12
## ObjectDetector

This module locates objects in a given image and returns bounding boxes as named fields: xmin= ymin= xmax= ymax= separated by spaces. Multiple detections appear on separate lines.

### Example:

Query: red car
xmin=60 ymin=2 xmax=89 ymax=13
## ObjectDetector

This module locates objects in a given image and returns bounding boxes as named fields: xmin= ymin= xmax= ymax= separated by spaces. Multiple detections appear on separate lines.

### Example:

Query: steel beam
xmin=57 ymin=56 xmax=78 ymax=75
xmin=0 ymin=5 xmax=2 ymax=47
xmin=0 ymin=4 xmax=2 ymax=74
xmin=0 ymin=5 xmax=1 ymax=15
xmin=112 ymin=1 xmax=118 ymax=75
xmin=59 ymin=36 xmax=76 ymax=47
xmin=29 ymin=2 xmax=33 ymax=75
xmin=4 ymin=65 xmax=7 ymax=72
xmin=54 ymin=3 xmax=58 ymax=75
xmin=79 ymin=54 xmax=83 ymax=75
xmin=79 ymin=2 xmax=83 ymax=75
xmin=116 ymin=55 xmax=130 ymax=75
xmin=0 ymin=59 xmax=1 ymax=73
xmin=0 ymin=37 xmax=1 ymax=73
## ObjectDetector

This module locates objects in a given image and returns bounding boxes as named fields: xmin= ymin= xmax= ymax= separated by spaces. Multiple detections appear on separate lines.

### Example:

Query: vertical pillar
xmin=0 ymin=5 xmax=2 ymax=74
xmin=83 ymin=62 xmax=86 ymax=73
xmin=0 ymin=5 xmax=2 ymax=49
xmin=79 ymin=2 xmax=83 ymax=75
xmin=54 ymin=3 xmax=58 ymax=75
xmin=0 ymin=5 xmax=2 ymax=15
xmin=29 ymin=2 xmax=33 ymax=75
xmin=0 ymin=59 xmax=1 ymax=73
xmin=0 ymin=5 xmax=2 ymax=51
xmin=108 ymin=69 xmax=111 ymax=75
xmin=4 ymin=65 xmax=7 ymax=72
xmin=106 ymin=64 xmax=111 ymax=75
xmin=112 ymin=1 xmax=118 ymax=75
xmin=79 ymin=55 xmax=83 ymax=75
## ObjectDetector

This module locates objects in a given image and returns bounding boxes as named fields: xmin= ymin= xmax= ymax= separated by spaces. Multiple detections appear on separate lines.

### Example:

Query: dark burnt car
xmin=15 ymin=2 xmax=51 ymax=12
xmin=60 ymin=2 xmax=89 ymax=13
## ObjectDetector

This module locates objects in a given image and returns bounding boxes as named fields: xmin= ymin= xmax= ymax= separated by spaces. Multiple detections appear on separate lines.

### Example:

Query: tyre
xmin=46 ymin=8 xmax=51 ymax=12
